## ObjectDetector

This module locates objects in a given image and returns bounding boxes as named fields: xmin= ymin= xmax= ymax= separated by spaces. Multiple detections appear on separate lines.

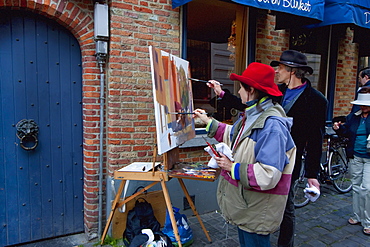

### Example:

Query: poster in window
xmin=149 ymin=46 xmax=196 ymax=155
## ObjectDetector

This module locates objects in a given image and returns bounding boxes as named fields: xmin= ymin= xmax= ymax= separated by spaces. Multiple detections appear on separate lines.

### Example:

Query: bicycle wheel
xmin=293 ymin=177 xmax=309 ymax=208
xmin=328 ymin=148 xmax=352 ymax=193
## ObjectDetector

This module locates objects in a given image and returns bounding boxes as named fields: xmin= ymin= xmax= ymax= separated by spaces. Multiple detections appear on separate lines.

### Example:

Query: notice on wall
xmin=149 ymin=46 xmax=196 ymax=155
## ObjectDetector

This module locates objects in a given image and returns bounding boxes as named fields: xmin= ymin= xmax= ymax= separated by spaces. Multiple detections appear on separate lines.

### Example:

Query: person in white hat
xmin=333 ymin=89 xmax=370 ymax=236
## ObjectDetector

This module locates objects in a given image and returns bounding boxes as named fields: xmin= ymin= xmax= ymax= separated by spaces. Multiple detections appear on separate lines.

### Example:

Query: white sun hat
xmin=351 ymin=93 xmax=370 ymax=106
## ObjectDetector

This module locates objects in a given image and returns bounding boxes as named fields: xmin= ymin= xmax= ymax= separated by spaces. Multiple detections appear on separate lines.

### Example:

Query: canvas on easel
xmin=149 ymin=46 xmax=196 ymax=155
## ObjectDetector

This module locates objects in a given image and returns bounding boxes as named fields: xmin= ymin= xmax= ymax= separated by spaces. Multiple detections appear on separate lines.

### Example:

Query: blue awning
xmin=308 ymin=0 xmax=370 ymax=29
xmin=172 ymin=0 xmax=325 ymax=21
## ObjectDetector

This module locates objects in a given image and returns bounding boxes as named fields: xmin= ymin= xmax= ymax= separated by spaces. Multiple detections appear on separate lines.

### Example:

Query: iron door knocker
xmin=16 ymin=119 xmax=39 ymax=151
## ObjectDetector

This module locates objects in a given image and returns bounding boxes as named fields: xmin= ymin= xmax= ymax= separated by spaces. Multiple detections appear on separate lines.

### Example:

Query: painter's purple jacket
xmin=207 ymin=98 xmax=296 ymax=235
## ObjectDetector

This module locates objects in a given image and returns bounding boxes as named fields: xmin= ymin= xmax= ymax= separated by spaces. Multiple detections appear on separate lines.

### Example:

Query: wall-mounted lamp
xmin=94 ymin=2 xmax=109 ymax=63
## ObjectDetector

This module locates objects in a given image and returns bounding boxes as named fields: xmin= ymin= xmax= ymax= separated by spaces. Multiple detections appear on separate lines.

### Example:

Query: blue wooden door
xmin=0 ymin=10 xmax=83 ymax=246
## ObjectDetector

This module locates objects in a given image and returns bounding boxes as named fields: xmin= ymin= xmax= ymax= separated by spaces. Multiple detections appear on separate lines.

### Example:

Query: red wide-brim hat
xmin=230 ymin=62 xmax=282 ymax=97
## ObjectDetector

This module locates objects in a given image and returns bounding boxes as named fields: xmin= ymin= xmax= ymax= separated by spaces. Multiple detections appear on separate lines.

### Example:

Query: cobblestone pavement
xmin=188 ymin=183 xmax=369 ymax=247
xmin=18 ymin=183 xmax=369 ymax=246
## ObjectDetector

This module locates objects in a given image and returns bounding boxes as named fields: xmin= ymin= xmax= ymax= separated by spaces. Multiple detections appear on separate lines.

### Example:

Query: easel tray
xmin=114 ymin=162 xmax=169 ymax=181
xmin=169 ymin=162 xmax=220 ymax=182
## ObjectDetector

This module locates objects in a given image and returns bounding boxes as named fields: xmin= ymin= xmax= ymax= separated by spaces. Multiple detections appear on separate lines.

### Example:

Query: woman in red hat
xmin=194 ymin=62 xmax=296 ymax=247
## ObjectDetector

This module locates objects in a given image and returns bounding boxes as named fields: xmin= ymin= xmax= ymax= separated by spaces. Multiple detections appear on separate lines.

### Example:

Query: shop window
xmin=355 ymin=27 xmax=370 ymax=89
xmin=186 ymin=0 xmax=246 ymax=123
xmin=359 ymin=57 xmax=370 ymax=69
xmin=290 ymin=27 xmax=330 ymax=96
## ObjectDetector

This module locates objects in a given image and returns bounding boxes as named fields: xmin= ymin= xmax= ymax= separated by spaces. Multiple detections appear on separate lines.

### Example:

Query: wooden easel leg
xmin=178 ymin=178 xmax=212 ymax=243
xmin=101 ymin=180 xmax=126 ymax=245
xmin=160 ymin=175 xmax=182 ymax=247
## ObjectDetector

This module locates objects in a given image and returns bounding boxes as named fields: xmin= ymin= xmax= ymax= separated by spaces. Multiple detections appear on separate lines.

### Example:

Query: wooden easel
xmin=100 ymin=147 xmax=212 ymax=246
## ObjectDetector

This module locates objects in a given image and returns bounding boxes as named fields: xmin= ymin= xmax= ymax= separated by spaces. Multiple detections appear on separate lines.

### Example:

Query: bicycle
xmin=293 ymin=123 xmax=353 ymax=208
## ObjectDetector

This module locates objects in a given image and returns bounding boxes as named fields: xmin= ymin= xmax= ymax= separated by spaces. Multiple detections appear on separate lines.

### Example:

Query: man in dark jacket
xmin=209 ymin=89 xmax=243 ymax=121
xmin=270 ymin=50 xmax=328 ymax=247
xmin=358 ymin=67 xmax=370 ymax=88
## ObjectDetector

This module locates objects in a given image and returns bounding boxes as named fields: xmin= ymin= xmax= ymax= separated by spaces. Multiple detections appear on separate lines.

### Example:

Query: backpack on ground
xmin=123 ymin=197 xmax=161 ymax=244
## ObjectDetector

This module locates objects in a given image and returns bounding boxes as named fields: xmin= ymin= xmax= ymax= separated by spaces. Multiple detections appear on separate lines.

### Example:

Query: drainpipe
xmin=94 ymin=2 xmax=109 ymax=238
xmin=96 ymin=51 xmax=107 ymax=238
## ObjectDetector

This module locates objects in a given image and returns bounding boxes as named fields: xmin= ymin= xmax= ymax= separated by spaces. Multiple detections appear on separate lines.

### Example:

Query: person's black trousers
xmin=278 ymin=184 xmax=295 ymax=247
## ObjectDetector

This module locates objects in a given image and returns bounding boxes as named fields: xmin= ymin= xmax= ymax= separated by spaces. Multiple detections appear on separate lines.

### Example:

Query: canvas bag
xmin=162 ymin=207 xmax=193 ymax=246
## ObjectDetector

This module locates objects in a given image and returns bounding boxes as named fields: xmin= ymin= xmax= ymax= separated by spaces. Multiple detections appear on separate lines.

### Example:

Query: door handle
xmin=16 ymin=119 xmax=39 ymax=151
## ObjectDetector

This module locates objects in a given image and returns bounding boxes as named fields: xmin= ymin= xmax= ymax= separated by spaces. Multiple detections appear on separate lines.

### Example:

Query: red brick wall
xmin=256 ymin=12 xmax=289 ymax=65
xmin=334 ymin=27 xmax=358 ymax=118
xmin=179 ymin=147 xmax=209 ymax=162
xmin=106 ymin=1 xmax=182 ymax=174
